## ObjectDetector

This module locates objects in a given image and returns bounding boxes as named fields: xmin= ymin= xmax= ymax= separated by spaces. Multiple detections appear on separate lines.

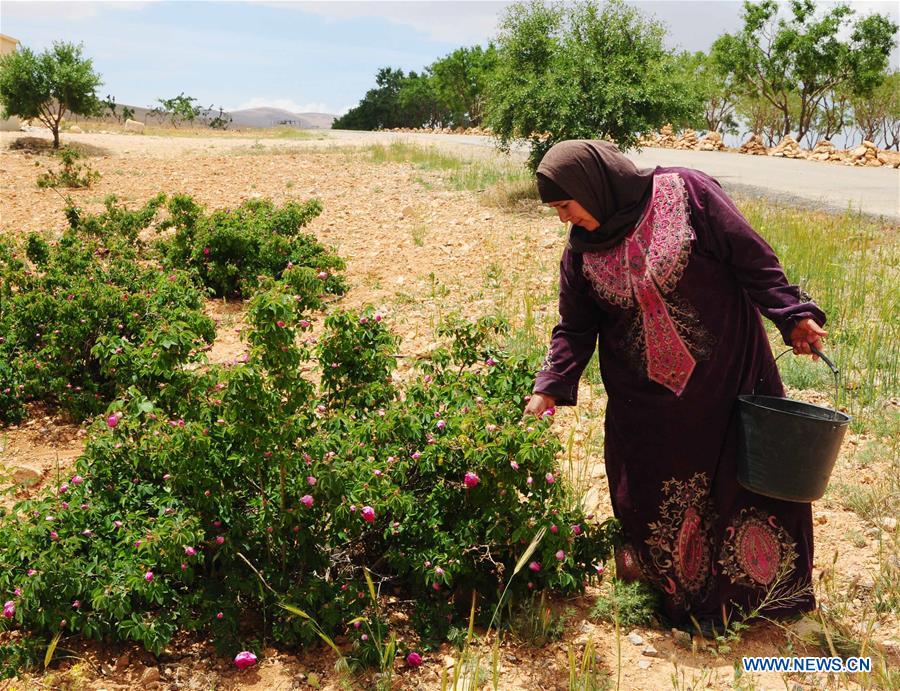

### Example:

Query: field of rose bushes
xmin=0 ymin=131 xmax=897 ymax=690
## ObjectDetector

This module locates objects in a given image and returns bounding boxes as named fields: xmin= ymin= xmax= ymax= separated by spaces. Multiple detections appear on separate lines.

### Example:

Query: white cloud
xmin=229 ymin=97 xmax=344 ymax=114
xmin=263 ymin=0 xmax=510 ymax=44
xmin=2 ymin=0 xmax=150 ymax=23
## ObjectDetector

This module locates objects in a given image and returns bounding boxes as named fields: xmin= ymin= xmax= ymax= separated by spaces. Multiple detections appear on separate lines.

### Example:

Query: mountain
xmin=226 ymin=108 xmax=335 ymax=129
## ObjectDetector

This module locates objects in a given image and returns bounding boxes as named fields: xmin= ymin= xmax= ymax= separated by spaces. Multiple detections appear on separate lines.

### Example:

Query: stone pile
xmin=657 ymin=124 xmax=677 ymax=148
xmin=770 ymin=135 xmax=805 ymax=159
xmin=739 ymin=134 xmax=768 ymax=155
xmin=810 ymin=140 xmax=844 ymax=163
xmin=673 ymin=129 xmax=699 ymax=150
xmin=847 ymin=140 xmax=889 ymax=167
xmin=698 ymin=131 xmax=726 ymax=151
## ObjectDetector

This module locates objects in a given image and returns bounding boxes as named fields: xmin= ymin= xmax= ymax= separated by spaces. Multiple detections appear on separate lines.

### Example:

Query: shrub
xmin=36 ymin=147 xmax=101 ymax=189
xmin=590 ymin=578 xmax=660 ymax=630
xmin=0 ymin=305 xmax=616 ymax=663
xmin=157 ymin=196 xmax=347 ymax=299
xmin=0 ymin=207 xmax=213 ymax=422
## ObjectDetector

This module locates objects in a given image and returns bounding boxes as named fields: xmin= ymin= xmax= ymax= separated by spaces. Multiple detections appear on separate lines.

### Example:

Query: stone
xmin=627 ymin=631 xmax=644 ymax=646
xmin=10 ymin=467 xmax=41 ymax=487
xmin=69 ymin=125 xmax=83 ymax=134
xmin=114 ymin=652 xmax=131 ymax=672
xmin=124 ymin=118 xmax=144 ymax=133
xmin=637 ymin=660 xmax=652 ymax=670
xmin=642 ymin=644 xmax=659 ymax=657
xmin=672 ymin=628 xmax=692 ymax=648
xmin=402 ymin=205 xmax=415 ymax=219
xmin=139 ymin=666 xmax=161 ymax=684
xmin=879 ymin=517 xmax=897 ymax=532
xmin=852 ymin=145 xmax=868 ymax=158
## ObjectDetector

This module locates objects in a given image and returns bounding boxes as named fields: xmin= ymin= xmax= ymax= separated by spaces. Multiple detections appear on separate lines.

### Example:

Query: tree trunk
xmin=52 ymin=126 xmax=60 ymax=149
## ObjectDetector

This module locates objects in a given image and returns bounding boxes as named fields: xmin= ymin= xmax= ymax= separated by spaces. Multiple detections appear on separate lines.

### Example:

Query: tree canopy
xmin=712 ymin=0 xmax=897 ymax=143
xmin=484 ymin=0 xmax=702 ymax=169
xmin=0 ymin=41 xmax=102 ymax=148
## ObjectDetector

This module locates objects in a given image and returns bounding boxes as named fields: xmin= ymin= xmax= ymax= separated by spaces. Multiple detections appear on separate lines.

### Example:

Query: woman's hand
xmin=524 ymin=392 xmax=556 ymax=418
xmin=790 ymin=318 xmax=828 ymax=359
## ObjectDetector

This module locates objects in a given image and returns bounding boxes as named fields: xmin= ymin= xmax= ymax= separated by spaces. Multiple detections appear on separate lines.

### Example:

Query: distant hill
xmin=228 ymin=108 xmax=335 ymax=129
xmin=69 ymin=104 xmax=336 ymax=130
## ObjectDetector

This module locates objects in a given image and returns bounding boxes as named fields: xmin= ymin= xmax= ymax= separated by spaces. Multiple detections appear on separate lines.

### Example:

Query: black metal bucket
xmin=737 ymin=347 xmax=851 ymax=503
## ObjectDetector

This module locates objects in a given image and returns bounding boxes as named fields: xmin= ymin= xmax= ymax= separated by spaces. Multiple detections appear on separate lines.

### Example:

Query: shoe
xmin=657 ymin=612 xmax=721 ymax=639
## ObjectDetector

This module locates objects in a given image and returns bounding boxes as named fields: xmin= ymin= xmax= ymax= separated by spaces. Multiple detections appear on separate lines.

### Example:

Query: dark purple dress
xmin=534 ymin=168 xmax=825 ymax=623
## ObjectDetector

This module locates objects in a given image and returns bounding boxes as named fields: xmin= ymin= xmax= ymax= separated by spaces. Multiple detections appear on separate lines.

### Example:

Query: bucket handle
xmin=773 ymin=346 xmax=842 ymax=419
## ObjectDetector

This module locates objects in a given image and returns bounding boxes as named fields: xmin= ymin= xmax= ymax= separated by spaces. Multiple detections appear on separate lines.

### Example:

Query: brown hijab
xmin=536 ymin=140 xmax=655 ymax=252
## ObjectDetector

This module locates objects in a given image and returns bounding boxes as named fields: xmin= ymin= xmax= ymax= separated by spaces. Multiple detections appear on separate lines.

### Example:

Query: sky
xmin=0 ymin=0 xmax=897 ymax=116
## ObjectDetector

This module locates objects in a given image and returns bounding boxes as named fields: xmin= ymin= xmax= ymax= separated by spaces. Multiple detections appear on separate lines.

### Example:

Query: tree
xmin=851 ymin=70 xmax=900 ymax=150
xmin=430 ymin=45 xmax=497 ymax=127
xmin=712 ymin=0 xmax=897 ymax=143
xmin=485 ymin=0 xmax=701 ymax=170
xmin=333 ymin=67 xmax=407 ymax=130
xmin=0 ymin=41 xmax=102 ymax=148
xmin=675 ymin=51 xmax=738 ymax=135
xmin=811 ymin=87 xmax=852 ymax=145
xmin=397 ymin=71 xmax=447 ymax=128
xmin=155 ymin=92 xmax=202 ymax=128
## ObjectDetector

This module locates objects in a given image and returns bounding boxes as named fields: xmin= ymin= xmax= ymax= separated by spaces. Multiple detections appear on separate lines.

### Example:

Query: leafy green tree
xmin=675 ymin=51 xmax=738 ymax=135
xmin=485 ymin=0 xmax=701 ymax=170
xmin=333 ymin=67 xmax=407 ymax=130
xmin=155 ymin=92 xmax=202 ymax=128
xmin=0 ymin=41 xmax=102 ymax=148
xmin=851 ymin=70 xmax=900 ymax=150
xmin=811 ymin=87 xmax=852 ymax=145
xmin=121 ymin=105 xmax=135 ymax=122
xmin=397 ymin=71 xmax=447 ymax=128
xmin=430 ymin=45 xmax=497 ymax=127
xmin=712 ymin=0 xmax=897 ymax=143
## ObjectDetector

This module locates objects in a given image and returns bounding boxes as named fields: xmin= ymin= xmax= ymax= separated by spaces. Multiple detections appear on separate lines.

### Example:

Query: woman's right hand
xmin=524 ymin=392 xmax=557 ymax=418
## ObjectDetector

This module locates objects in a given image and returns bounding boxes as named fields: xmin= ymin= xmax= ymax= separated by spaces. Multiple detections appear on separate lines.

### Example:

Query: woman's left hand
xmin=790 ymin=318 xmax=828 ymax=359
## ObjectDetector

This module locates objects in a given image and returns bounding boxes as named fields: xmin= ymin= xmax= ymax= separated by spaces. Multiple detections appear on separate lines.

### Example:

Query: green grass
xmin=739 ymin=200 xmax=899 ymax=432
xmin=366 ymin=141 xmax=532 ymax=195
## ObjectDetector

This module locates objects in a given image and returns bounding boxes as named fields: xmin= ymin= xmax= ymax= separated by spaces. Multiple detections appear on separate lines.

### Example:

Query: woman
xmin=525 ymin=140 xmax=827 ymax=631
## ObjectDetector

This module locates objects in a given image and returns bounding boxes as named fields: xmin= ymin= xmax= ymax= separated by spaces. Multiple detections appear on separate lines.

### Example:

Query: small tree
xmin=0 ymin=41 xmax=102 ymax=148
xmin=156 ymin=92 xmax=202 ymax=128
xmin=851 ymin=70 xmax=900 ymax=150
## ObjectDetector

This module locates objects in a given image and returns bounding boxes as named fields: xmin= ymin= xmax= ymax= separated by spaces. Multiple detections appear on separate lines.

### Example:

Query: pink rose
xmin=550 ymin=524 xmax=558 ymax=534
xmin=184 ymin=546 xmax=197 ymax=557
xmin=300 ymin=495 xmax=314 ymax=508
xmin=361 ymin=506 xmax=375 ymax=523
xmin=71 ymin=475 xmax=83 ymax=485
xmin=463 ymin=472 xmax=479 ymax=489
xmin=3 ymin=601 xmax=14 ymax=618
xmin=555 ymin=550 xmax=566 ymax=561
xmin=528 ymin=561 xmax=541 ymax=572
xmin=545 ymin=473 xmax=555 ymax=484
xmin=106 ymin=414 xmax=119 ymax=429
xmin=406 ymin=652 xmax=423 ymax=667
xmin=306 ymin=476 xmax=317 ymax=486
xmin=234 ymin=651 xmax=257 ymax=670
xmin=215 ymin=535 xmax=225 ymax=544
xmin=144 ymin=571 xmax=154 ymax=582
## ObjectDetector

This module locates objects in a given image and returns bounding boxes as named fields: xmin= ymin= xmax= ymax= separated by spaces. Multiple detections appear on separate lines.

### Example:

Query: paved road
xmin=329 ymin=130 xmax=900 ymax=221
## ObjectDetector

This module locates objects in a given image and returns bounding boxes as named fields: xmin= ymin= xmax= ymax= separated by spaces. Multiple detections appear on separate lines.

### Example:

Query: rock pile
xmin=673 ymin=129 xmax=699 ymax=150
xmin=657 ymin=124 xmax=677 ymax=148
xmin=739 ymin=134 xmax=768 ymax=156
xmin=847 ymin=140 xmax=889 ymax=167
xmin=770 ymin=135 xmax=805 ymax=159
xmin=810 ymin=140 xmax=844 ymax=163
xmin=698 ymin=131 xmax=726 ymax=151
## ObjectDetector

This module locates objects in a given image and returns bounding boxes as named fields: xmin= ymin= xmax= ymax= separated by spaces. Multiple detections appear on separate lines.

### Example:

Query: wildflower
xmin=542 ymin=407 xmax=556 ymax=418
xmin=510 ymin=460 xmax=519 ymax=470
xmin=373 ymin=469 xmax=382 ymax=477
xmin=436 ymin=420 xmax=446 ymax=430
xmin=361 ymin=634 xmax=369 ymax=641
xmin=215 ymin=535 xmax=225 ymax=544
xmin=463 ymin=472 xmax=479 ymax=488
xmin=406 ymin=652 xmax=423 ymax=667
xmin=106 ymin=414 xmax=119 ymax=429
xmin=528 ymin=561 xmax=541 ymax=572
xmin=71 ymin=475 xmax=83 ymax=485
xmin=113 ymin=520 xmax=122 ymax=528
xmin=27 ymin=569 xmax=37 ymax=576
xmin=3 ymin=601 xmax=14 ymax=618
xmin=432 ymin=582 xmax=441 ymax=591
xmin=276 ymin=320 xmax=286 ymax=328
xmin=316 ymin=271 xmax=328 ymax=280
xmin=144 ymin=571 xmax=154 ymax=582
xmin=411 ymin=451 xmax=422 ymax=460
xmin=550 ymin=524 xmax=558 ymax=534
xmin=49 ymin=531 xmax=59 ymax=541
xmin=163 ymin=473 xmax=171 ymax=481
xmin=359 ymin=316 xmax=368 ymax=324
xmin=434 ymin=566 xmax=444 ymax=576
xmin=570 ymin=524 xmax=582 ymax=536
xmin=59 ymin=483 xmax=68 ymax=494
xmin=82 ymin=529 xmax=93 ymax=537
xmin=72 ymin=600 xmax=81 ymax=609
xmin=487 ymin=423 xmax=498 ymax=432
xmin=526 ymin=476 xmax=533 ymax=486
xmin=545 ymin=473 xmax=555 ymax=484
xmin=374 ymin=313 xmax=382 ymax=322
xmin=361 ymin=506 xmax=376 ymax=523
xmin=300 ymin=495 xmax=314 ymax=508
xmin=184 ymin=546 xmax=197 ymax=557
xmin=485 ymin=357 xmax=497 ymax=366
xmin=555 ymin=550 xmax=566 ymax=561
xmin=217 ymin=612 xmax=224 ymax=620
xmin=306 ymin=476 xmax=317 ymax=486
xmin=234 ymin=651 xmax=257 ymax=670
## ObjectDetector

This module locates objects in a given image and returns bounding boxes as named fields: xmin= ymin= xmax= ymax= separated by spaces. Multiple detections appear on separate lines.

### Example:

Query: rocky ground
xmin=0 ymin=129 xmax=897 ymax=690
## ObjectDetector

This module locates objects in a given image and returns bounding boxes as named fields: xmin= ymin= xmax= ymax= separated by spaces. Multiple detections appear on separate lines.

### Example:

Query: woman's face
xmin=547 ymin=200 xmax=600 ymax=231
